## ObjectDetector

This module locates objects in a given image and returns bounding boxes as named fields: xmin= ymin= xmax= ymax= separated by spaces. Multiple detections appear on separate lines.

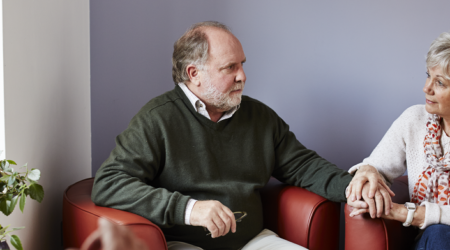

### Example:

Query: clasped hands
xmin=346 ymin=165 xmax=395 ymax=218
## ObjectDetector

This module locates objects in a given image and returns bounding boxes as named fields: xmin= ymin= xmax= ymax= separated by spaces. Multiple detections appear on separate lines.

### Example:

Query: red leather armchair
xmin=63 ymin=177 xmax=341 ymax=250
xmin=345 ymin=176 xmax=419 ymax=250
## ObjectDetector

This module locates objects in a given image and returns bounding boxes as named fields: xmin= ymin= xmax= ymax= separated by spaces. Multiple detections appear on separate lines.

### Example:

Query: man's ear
xmin=186 ymin=64 xmax=201 ymax=87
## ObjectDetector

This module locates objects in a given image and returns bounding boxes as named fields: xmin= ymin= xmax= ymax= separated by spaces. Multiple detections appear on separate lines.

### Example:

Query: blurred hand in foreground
xmin=66 ymin=217 xmax=148 ymax=250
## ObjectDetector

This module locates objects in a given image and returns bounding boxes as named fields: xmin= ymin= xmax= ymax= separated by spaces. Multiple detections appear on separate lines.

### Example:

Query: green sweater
xmin=92 ymin=86 xmax=352 ymax=250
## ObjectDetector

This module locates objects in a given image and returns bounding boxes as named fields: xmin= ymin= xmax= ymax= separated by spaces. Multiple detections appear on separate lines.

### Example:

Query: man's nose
xmin=236 ymin=67 xmax=246 ymax=83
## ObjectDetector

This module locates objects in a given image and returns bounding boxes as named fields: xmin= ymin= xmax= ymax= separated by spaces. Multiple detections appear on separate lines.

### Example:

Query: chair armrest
xmin=63 ymin=178 xmax=167 ymax=250
xmin=260 ymin=177 xmax=340 ymax=250
xmin=344 ymin=175 xmax=417 ymax=250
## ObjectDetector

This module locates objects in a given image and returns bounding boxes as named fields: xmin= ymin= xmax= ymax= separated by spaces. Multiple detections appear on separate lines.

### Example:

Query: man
xmin=92 ymin=21 xmax=388 ymax=250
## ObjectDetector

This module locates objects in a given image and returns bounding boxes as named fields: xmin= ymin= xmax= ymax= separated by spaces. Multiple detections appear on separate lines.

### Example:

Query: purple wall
xmin=90 ymin=1 xmax=450 ymax=249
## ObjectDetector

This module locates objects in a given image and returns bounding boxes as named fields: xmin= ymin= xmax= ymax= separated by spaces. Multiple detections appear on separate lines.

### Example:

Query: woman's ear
xmin=186 ymin=64 xmax=201 ymax=86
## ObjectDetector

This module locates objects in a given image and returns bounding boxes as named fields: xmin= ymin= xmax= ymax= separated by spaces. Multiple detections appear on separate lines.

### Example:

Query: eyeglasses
xmin=204 ymin=211 xmax=247 ymax=236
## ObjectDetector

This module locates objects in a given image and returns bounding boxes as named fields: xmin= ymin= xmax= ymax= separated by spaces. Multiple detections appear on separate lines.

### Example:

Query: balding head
xmin=171 ymin=21 xmax=233 ymax=84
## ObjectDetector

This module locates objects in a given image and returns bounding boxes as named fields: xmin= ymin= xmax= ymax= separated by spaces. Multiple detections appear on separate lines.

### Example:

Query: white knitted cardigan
xmin=348 ymin=105 xmax=450 ymax=229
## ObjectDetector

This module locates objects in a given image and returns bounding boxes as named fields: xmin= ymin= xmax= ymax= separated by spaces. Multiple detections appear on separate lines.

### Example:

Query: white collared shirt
xmin=178 ymin=82 xmax=240 ymax=225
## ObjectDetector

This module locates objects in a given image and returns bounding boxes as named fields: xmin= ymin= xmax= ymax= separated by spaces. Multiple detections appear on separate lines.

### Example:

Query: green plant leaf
xmin=8 ymin=196 xmax=18 ymax=214
xmin=7 ymin=227 xmax=24 ymax=232
xmin=0 ymin=198 xmax=9 ymax=216
xmin=28 ymin=183 xmax=44 ymax=203
xmin=0 ymin=224 xmax=9 ymax=235
xmin=19 ymin=193 xmax=25 ymax=213
xmin=0 ymin=175 xmax=9 ymax=182
xmin=7 ymin=175 xmax=15 ymax=186
xmin=10 ymin=234 xmax=23 ymax=250
xmin=4 ymin=226 xmax=24 ymax=235
xmin=0 ymin=198 xmax=11 ymax=216
xmin=27 ymin=169 xmax=40 ymax=181
xmin=6 ymin=160 xmax=17 ymax=166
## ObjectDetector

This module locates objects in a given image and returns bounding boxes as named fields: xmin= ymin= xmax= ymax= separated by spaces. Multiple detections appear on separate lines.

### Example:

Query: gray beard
xmin=202 ymin=75 xmax=244 ymax=111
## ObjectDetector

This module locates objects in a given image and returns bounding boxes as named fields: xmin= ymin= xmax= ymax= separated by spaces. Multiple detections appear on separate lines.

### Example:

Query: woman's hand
xmin=349 ymin=202 xmax=426 ymax=228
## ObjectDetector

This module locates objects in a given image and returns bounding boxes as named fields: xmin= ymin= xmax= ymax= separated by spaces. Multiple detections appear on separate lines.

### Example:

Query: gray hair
xmin=172 ymin=21 xmax=231 ymax=84
xmin=426 ymin=32 xmax=450 ymax=80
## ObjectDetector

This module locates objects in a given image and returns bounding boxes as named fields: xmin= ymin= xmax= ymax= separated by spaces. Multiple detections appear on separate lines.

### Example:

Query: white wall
xmin=0 ymin=1 xmax=4 ymax=159
xmin=2 ymin=1 xmax=91 ymax=249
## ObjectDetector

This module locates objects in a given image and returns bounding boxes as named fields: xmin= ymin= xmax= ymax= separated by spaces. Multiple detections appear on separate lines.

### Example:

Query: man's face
xmin=198 ymin=28 xmax=247 ymax=112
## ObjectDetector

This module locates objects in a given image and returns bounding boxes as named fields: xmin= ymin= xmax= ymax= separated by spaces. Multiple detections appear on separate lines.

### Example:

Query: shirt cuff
xmin=420 ymin=201 xmax=440 ymax=229
xmin=184 ymin=198 xmax=198 ymax=225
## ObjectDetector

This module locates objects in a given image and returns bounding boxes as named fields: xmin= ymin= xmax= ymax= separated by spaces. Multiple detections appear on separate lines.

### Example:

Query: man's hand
xmin=73 ymin=217 xmax=149 ymax=250
xmin=347 ymin=165 xmax=394 ymax=202
xmin=347 ymin=182 xmax=393 ymax=218
xmin=190 ymin=200 xmax=236 ymax=238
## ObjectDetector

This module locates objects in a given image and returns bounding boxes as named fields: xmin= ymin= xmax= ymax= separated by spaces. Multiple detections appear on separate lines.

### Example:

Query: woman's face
xmin=423 ymin=66 xmax=450 ymax=119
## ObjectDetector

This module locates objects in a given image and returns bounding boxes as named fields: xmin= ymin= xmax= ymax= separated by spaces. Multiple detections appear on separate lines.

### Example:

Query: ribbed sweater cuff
xmin=338 ymin=174 xmax=353 ymax=202
xmin=420 ymin=202 xmax=440 ymax=229
xmin=174 ymin=194 xmax=192 ymax=225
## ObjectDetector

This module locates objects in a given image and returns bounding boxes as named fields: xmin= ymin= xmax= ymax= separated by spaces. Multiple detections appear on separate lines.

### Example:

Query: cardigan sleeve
xmin=91 ymin=112 xmax=191 ymax=228
xmin=420 ymin=202 xmax=450 ymax=229
xmin=348 ymin=108 xmax=412 ymax=185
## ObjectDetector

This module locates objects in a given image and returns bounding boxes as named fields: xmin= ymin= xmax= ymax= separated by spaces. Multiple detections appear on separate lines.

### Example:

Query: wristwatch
xmin=403 ymin=202 xmax=417 ymax=227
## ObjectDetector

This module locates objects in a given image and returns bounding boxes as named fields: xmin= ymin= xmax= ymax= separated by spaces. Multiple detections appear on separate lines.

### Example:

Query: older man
xmin=92 ymin=21 xmax=387 ymax=250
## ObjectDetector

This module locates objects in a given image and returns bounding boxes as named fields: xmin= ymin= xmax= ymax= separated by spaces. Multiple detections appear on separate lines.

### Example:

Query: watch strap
xmin=403 ymin=202 xmax=417 ymax=227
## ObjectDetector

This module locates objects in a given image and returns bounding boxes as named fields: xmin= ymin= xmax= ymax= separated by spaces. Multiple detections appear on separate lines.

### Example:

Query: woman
xmin=348 ymin=31 xmax=450 ymax=250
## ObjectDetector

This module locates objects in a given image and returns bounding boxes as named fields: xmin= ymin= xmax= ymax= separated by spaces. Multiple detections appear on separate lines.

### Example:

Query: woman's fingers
xmin=349 ymin=208 xmax=369 ymax=217
xmin=378 ymin=183 xmax=392 ymax=215
xmin=379 ymin=179 xmax=395 ymax=197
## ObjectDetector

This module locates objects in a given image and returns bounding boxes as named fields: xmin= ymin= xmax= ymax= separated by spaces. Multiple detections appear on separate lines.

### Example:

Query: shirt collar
xmin=178 ymin=82 xmax=240 ymax=122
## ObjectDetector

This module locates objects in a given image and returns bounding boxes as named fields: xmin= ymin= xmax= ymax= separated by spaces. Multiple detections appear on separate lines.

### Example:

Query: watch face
xmin=405 ymin=202 xmax=416 ymax=210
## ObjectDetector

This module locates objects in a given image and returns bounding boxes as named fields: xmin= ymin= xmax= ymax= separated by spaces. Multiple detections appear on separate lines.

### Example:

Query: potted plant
xmin=0 ymin=154 xmax=44 ymax=250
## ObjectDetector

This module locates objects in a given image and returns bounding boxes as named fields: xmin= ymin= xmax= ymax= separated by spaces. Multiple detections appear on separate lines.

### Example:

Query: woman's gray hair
xmin=427 ymin=32 xmax=450 ymax=80
xmin=172 ymin=21 xmax=231 ymax=84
